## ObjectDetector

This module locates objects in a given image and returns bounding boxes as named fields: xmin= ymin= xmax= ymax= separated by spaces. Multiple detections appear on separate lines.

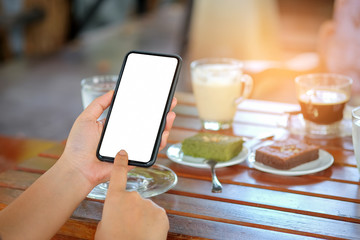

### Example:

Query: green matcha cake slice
xmin=181 ymin=133 xmax=243 ymax=162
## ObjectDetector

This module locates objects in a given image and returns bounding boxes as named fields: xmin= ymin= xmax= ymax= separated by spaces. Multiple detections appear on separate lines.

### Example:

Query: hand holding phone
xmin=97 ymin=51 xmax=182 ymax=167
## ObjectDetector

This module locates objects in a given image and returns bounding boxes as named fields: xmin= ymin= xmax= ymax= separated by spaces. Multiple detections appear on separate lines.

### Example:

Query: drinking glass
xmin=294 ymin=73 xmax=352 ymax=137
xmin=191 ymin=58 xmax=253 ymax=131
xmin=81 ymin=75 xmax=177 ymax=200
xmin=352 ymin=106 xmax=360 ymax=174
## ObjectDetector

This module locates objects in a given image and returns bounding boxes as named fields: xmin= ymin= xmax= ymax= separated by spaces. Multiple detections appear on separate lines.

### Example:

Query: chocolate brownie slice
xmin=255 ymin=139 xmax=319 ymax=170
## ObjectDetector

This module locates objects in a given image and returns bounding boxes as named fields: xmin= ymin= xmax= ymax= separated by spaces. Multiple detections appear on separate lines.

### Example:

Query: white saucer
xmin=248 ymin=149 xmax=334 ymax=176
xmin=166 ymin=143 xmax=248 ymax=168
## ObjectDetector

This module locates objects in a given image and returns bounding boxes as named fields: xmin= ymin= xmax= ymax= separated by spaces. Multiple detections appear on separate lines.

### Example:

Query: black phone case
xmin=96 ymin=50 xmax=182 ymax=167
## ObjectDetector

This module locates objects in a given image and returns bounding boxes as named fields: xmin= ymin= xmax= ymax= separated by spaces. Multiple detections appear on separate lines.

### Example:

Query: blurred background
xmin=0 ymin=0 xmax=344 ymax=140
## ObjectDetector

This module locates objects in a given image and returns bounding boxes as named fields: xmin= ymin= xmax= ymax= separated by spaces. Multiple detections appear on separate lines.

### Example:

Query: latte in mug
xmin=191 ymin=59 xmax=253 ymax=131
xmin=192 ymin=64 xmax=242 ymax=122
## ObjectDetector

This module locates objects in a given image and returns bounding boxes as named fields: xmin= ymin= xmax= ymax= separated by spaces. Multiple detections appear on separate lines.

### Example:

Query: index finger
xmin=107 ymin=150 xmax=129 ymax=193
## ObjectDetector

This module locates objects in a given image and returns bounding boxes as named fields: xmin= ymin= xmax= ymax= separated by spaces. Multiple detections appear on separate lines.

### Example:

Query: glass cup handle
xmin=235 ymin=74 xmax=253 ymax=105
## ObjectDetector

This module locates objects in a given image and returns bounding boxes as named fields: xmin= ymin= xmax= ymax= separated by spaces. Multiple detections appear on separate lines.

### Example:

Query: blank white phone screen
xmin=99 ymin=53 xmax=178 ymax=163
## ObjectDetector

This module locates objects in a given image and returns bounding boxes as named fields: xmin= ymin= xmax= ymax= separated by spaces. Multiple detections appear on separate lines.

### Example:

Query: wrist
xmin=55 ymin=155 xmax=95 ymax=197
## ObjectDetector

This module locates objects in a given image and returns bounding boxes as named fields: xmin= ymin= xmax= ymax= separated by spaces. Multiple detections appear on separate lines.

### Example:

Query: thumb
xmin=107 ymin=150 xmax=129 ymax=193
xmin=81 ymin=90 xmax=114 ymax=121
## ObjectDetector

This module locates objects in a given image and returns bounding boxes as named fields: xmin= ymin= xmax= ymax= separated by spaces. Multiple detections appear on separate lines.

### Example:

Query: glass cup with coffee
xmin=295 ymin=73 xmax=352 ymax=137
xmin=191 ymin=58 xmax=253 ymax=131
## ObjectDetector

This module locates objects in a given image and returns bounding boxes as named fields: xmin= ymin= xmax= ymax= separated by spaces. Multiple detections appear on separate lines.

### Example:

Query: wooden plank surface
xmin=0 ymin=135 xmax=56 ymax=173
xmin=1 ymin=151 xmax=359 ymax=239
xmin=0 ymin=93 xmax=359 ymax=239
xmin=5 ymin=156 xmax=360 ymax=221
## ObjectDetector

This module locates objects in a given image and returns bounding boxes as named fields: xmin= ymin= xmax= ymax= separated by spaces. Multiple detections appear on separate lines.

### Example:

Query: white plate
xmin=166 ymin=143 xmax=249 ymax=169
xmin=248 ymin=149 xmax=334 ymax=176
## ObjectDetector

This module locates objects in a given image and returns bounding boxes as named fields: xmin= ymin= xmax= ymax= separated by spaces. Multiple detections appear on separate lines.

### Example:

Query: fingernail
xmin=119 ymin=150 xmax=127 ymax=156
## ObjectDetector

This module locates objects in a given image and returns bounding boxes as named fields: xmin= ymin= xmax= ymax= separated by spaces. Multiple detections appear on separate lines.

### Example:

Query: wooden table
xmin=1 ymin=92 xmax=360 ymax=239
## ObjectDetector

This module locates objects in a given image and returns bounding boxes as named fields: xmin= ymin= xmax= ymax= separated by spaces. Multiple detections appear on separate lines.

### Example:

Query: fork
xmin=205 ymin=159 xmax=222 ymax=193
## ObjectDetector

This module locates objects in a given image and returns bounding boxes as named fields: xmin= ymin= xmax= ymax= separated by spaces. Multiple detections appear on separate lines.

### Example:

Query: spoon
xmin=203 ymin=134 xmax=275 ymax=193
xmin=204 ymin=159 xmax=222 ymax=193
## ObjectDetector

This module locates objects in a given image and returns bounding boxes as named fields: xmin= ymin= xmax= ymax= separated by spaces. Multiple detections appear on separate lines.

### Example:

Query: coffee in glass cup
xmin=295 ymin=73 xmax=352 ymax=136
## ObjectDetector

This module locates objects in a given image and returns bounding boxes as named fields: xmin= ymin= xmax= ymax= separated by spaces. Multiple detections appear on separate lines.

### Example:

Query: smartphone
xmin=96 ymin=51 xmax=182 ymax=167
